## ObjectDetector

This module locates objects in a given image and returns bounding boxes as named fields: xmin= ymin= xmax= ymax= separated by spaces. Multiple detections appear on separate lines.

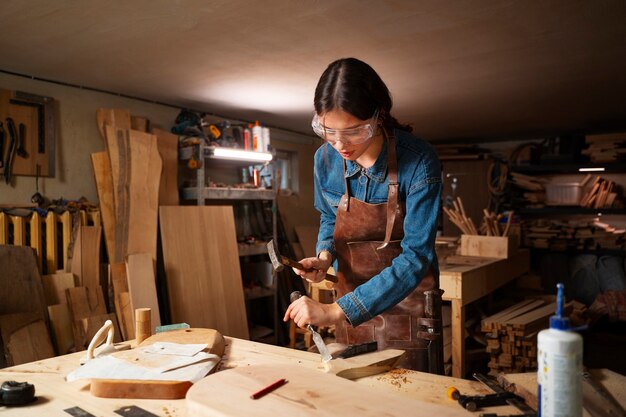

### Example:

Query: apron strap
xmin=340 ymin=159 xmax=350 ymax=212
xmin=377 ymin=129 xmax=399 ymax=250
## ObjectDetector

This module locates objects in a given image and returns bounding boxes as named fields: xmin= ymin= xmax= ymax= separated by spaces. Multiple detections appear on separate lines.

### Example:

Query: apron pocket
xmin=346 ymin=240 xmax=402 ymax=281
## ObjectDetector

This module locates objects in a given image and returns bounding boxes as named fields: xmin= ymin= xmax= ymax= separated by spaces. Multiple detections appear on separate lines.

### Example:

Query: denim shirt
xmin=313 ymin=128 xmax=442 ymax=327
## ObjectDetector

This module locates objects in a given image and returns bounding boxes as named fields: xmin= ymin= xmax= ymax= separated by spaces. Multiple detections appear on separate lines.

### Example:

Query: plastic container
xmin=545 ymin=182 xmax=582 ymax=206
xmin=537 ymin=283 xmax=583 ymax=417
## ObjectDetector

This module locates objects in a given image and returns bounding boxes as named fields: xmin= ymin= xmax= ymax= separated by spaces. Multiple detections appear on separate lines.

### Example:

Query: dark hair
xmin=313 ymin=57 xmax=412 ymax=132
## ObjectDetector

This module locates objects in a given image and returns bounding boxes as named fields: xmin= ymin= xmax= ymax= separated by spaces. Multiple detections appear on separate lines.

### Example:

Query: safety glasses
xmin=311 ymin=109 xmax=379 ymax=145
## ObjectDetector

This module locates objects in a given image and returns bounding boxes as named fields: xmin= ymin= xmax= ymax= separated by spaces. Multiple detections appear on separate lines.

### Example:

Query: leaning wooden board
xmin=160 ymin=206 xmax=249 ymax=339
xmin=186 ymin=364 xmax=466 ymax=416
xmin=90 ymin=328 xmax=225 ymax=399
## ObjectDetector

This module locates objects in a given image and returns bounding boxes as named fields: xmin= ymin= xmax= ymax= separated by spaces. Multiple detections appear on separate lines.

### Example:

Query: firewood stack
xmin=481 ymin=298 xmax=585 ymax=375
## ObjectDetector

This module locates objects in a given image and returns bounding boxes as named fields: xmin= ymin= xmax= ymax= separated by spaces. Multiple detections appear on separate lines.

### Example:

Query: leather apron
xmin=333 ymin=130 xmax=444 ymax=373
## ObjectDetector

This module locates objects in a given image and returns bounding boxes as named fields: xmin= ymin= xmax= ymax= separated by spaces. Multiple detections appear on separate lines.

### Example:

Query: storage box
xmin=460 ymin=235 xmax=518 ymax=259
xmin=545 ymin=182 xmax=582 ymax=206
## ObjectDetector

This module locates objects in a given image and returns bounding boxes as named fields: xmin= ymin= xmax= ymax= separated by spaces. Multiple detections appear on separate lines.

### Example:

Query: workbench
xmin=1 ymin=336 xmax=524 ymax=416
xmin=439 ymin=249 xmax=530 ymax=378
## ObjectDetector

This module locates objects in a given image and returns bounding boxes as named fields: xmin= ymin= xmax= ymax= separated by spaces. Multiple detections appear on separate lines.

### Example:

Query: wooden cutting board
xmin=90 ymin=328 xmax=225 ymax=399
xmin=186 ymin=364 xmax=465 ymax=417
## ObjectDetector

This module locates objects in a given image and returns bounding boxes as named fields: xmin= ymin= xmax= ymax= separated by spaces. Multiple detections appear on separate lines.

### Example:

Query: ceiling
xmin=1 ymin=0 xmax=626 ymax=141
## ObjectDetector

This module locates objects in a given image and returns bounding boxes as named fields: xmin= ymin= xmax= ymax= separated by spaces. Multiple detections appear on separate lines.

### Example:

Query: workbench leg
xmin=451 ymin=299 xmax=465 ymax=379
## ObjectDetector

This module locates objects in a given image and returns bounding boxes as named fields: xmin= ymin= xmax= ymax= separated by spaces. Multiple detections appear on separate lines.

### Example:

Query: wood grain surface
xmin=186 ymin=364 xmax=465 ymax=417
xmin=126 ymin=252 xmax=161 ymax=329
xmin=153 ymin=128 xmax=179 ymax=206
xmin=160 ymin=206 xmax=249 ymax=339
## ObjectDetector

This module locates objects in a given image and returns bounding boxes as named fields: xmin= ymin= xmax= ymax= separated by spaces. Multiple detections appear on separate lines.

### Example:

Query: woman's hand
xmin=283 ymin=297 xmax=345 ymax=328
xmin=292 ymin=251 xmax=332 ymax=283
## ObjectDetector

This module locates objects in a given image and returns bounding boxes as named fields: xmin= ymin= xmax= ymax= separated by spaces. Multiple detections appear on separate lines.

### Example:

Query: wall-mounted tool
xmin=4 ymin=118 xmax=17 ymax=184
xmin=17 ymin=123 xmax=28 ymax=158
xmin=267 ymin=239 xmax=338 ymax=283
xmin=0 ymin=380 xmax=36 ymax=406
xmin=289 ymin=291 xmax=332 ymax=363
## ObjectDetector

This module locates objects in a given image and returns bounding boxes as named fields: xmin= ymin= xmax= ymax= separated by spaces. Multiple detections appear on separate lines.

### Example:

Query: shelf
xmin=179 ymin=145 xmax=272 ymax=165
xmin=511 ymin=162 xmax=626 ymax=174
xmin=517 ymin=207 xmax=626 ymax=216
xmin=238 ymin=242 xmax=269 ymax=257
xmin=181 ymin=186 xmax=275 ymax=201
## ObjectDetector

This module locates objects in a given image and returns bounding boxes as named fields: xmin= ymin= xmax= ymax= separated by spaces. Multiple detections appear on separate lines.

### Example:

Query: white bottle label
xmin=538 ymin=348 xmax=582 ymax=417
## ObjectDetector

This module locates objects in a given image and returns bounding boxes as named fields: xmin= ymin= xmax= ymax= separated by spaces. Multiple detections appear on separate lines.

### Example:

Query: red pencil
xmin=250 ymin=378 xmax=288 ymax=399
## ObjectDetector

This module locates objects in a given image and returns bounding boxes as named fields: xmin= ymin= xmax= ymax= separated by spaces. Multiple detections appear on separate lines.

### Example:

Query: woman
xmin=284 ymin=57 xmax=443 ymax=372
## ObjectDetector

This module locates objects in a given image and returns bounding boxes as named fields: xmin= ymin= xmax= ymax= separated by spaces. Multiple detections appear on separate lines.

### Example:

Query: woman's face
xmin=318 ymin=109 xmax=380 ymax=161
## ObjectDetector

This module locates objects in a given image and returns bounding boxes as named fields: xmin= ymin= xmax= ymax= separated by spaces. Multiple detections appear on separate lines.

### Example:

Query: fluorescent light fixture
xmin=212 ymin=147 xmax=273 ymax=162
xmin=579 ymin=167 xmax=605 ymax=172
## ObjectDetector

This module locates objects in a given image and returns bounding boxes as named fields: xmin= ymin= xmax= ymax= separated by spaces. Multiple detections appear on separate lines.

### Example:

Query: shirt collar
xmin=344 ymin=140 xmax=388 ymax=183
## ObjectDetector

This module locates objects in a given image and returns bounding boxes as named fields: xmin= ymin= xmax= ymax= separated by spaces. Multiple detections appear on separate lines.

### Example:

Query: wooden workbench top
xmin=0 ymin=337 xmax=521 ymax=416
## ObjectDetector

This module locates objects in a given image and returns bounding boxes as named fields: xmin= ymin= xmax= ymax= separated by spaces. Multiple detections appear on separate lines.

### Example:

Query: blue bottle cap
xmin=550 ymin=283 xmax=570 ymax=330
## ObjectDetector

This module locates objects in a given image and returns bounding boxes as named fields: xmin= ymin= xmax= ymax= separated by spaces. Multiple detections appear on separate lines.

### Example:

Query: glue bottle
xmin=537 ymin=283 xmax=582 ymax=417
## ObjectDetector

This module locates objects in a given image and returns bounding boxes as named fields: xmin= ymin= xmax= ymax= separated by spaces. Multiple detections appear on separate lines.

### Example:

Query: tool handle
xmin=286 ymin=259 xmax=338 ymax=283
xmin=86 ymin=320 xmax=114 ymax=360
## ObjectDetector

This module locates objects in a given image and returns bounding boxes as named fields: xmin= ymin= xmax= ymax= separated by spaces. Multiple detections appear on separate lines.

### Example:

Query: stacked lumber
xmin=0 ymin=245 xmax=55 ymax=367
xmin=582 ymin=132 xmax=626 ymax=163
xmin=481 ymin=298 xmax=583 ymax=374
xmin=522 ymin=218 xmax=625 ymax=251
xmin=510 ymin=172 xmax=547 ymax=206
xmin=91 ymin=108 xmax=163 ymax=341
xmin=580 ymin=175 xmax=619 ymax=208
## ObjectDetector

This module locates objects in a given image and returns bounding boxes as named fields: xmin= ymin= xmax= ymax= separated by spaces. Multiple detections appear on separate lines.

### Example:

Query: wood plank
xmin=47 ymin=303 xmax=74 ymax=355
xmin=69 ymin=224 xmax=101 ymax=290
xmin=186 ymin=364 xmax=463 ymax=417
xmin=481 ymin=299 xmax=537 ymax=329
xmin=91 ymin=151 xmax=117 ymax=263
xmin=81 ymin=313 xmax=122 ymax=344
xmin=160 ymin=206 xmax=249 ymax=339
xmin=0 ymin=245 xmax=47 ymax=320
xmin=110 ymin=262 xmax=133 ymax=340
xmin=41 ymin=272 xmax=76 ymax=305
xmin=0 ymin=313 xmax=55 ymax=366
xmin=65 ymin=286 xmax=107 ymax=351
xmin=105 ymin=125 xmax=130 ymax=263
xmin=96 ymin=108 xmax=131 ymax=140
xmin=126 ymin=129 xmax=162 ymax=263
xmin=126 ymin=252 xmax=161 ymax=330
xmin=153 ymin=128 xmax=179 ymax=206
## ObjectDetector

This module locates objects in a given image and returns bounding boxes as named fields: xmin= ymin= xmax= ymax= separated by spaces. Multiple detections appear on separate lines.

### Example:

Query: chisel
xmin=290 ymin=291 xmax=332 ymax=363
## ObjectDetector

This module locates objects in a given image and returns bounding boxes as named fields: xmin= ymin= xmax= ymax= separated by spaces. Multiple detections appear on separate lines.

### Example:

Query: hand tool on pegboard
xmin=3 ymin=117 xmax=17 ymax=184
xmin=267 ymin=239 xmax=338 ymax=283
xmin=17 ymin=122 xmax=28 ymax=158
xmin=447 ymin=373 xmax=535 ymax=416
